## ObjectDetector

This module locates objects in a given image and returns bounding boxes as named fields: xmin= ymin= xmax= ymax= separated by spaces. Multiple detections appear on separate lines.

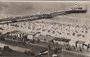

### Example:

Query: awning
xmin=53 ymin=37 xmax=71 ymax=42
xmin=37 ymin=35 xmax=54 ymax=41
xmin=75 ymin=40 xmax=85 ymax=44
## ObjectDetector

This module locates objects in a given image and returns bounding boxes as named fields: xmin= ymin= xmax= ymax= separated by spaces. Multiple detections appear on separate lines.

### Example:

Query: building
xmin=4 ymin=30 xmax=28 ymax=42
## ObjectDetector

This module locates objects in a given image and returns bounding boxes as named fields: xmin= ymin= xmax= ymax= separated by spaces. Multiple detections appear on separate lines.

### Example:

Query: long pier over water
xmin=0 ymin=8 xmax=87 ymax=24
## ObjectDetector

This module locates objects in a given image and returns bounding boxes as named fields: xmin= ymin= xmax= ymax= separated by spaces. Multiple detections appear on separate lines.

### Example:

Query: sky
xmin=0 ymin=0 xmax=90 ymax=1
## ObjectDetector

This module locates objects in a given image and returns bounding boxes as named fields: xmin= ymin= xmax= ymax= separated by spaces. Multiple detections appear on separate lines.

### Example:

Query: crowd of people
xmin=13 ymin=20 xmax=88 ymax=39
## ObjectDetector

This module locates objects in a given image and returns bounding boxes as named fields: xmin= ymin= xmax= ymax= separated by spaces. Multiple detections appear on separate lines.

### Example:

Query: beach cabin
xmin=75 ymin=40 xmax=85 ymax=52
xmin=75 ymin=40 xmax=85 ymax=48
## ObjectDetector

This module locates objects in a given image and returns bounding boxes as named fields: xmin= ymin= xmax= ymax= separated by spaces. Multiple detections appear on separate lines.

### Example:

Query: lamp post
xmin=48 ymin=44 xmax=51 ymax=57
xmin=61 ymin=45 xmax=63 ymax=57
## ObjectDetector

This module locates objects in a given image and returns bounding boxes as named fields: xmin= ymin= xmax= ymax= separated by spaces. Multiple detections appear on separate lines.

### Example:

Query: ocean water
xmin=0 ymin=2 xmax=90 ymax=24
xmin=0 ymin=2 xmax=90 ymax=18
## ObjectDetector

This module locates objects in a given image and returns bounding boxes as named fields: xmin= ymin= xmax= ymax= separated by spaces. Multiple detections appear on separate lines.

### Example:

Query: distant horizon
xmin=0 ymin=0 xmax=90 ymax=2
